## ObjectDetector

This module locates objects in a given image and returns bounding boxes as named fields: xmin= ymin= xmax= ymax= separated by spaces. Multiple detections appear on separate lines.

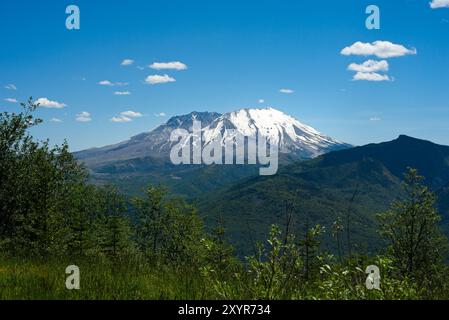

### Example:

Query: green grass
xmin=1 ymin=255 xmax=447 ymax=300
xmin=0 ymin=256 xmax=213 ymax=300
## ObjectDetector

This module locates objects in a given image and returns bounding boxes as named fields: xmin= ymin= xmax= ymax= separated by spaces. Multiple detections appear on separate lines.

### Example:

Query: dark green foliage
xmin=245 ymin=225 xmax=304 ymax=299
xmin=92 ymin=186 xmax=134 ymax=258
xmin=132 ymin=186 xmax=206 ymax=267
xmin=377 ymin=168 xmax=448 ymax=282
xmin=200 ymin=136 xmax=449 ymax=258
xmin=0 ymin=99 xmax=87 ymax=256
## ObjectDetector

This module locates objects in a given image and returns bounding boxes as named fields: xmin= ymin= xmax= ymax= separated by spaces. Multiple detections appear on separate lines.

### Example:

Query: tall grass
xmin=0 ymin=256 xmax=214 ymax=300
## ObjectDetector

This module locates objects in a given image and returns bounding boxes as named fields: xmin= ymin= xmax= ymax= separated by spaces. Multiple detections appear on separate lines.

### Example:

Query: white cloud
xmin=110 ymin=110 xmax=142 ymax=123
xmin=50 ymin=117 xmax=62 ymax=123
xmin=430 ymin=0 xmax=449 ymax=8
xmin=353 ymin=72 xmax=390 ymax=82
xmin=280 ymin=88 xmax=294 ymax=94
xmin=341 ymin=41 xmax=417 ymax=58
xmin=348 ymin=60 xmax=389 ymax=73
xmin=121 ymin=59 xmax=134 ymax=66
xmin=98 ymin=80 xmax=128 ymax=86
xmin=145 ymin=74 xmax=176 ymax=85
xmin=114 ymin=91 xmax=131 ymax=95
xmin=4 ymin=84 xmax=17 ymax=90
xmin=154 ymin=112 xmax=166 ymax=117
xmin=370 ymin=116 xmax=382 ymax=121
xmin=137 ymin=66 xmax=145 ymax=70
xmin=149 ymin=61 xmax=187 ymax=70
xmin=120 ymin=110 xmax=142 ymax=118
xmin=258 ymin=99 xmax=265 ymax=104
xmin=111 ymin=116 xmax=132 ymax=123
xmin=35 ymin=97 xmax=67 ymax=109
xmin=98 ymin=80 xmax=114 ymax=86
xmin=76 ymin=112 xmax=92 ymax=122
xmin=4 ymin=98 xmax=18 ymax=103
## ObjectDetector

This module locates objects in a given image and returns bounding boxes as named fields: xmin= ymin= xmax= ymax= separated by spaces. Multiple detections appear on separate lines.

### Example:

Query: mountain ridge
xmin=75 ymin=107 xmax=351 ymax=169
xmin=198 ymin=134 xmax=449 ymax=257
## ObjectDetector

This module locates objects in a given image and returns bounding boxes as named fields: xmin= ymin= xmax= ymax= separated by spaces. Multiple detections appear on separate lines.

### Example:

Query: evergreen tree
xmin=132 ymin=186 xmax=166 ymax=255
xmin=132 ymin=186 xmax=205 ymax=265
xmin=94 ymin=186 xmax=134 ymax=258
xmin=299 ymin=223 xmax=325 ymax=281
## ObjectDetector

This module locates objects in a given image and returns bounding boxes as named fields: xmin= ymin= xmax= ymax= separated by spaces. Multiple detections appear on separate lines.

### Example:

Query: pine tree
xmin=94 ymin=186 xmax=133 ymax=258
xmin=132 ymin=186 xmax=166 ymax=256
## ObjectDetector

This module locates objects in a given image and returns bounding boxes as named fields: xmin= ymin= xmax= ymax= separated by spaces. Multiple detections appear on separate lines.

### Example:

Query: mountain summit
xmin=73 ymin=107 xmax=351 ymax=196
xmin=76 ymin=107 xmax=350 ymax=168
xmin=75 ymin=107 xmax=351 ymax=168
xmin=202 ymin=107 xmax=350 ymax=158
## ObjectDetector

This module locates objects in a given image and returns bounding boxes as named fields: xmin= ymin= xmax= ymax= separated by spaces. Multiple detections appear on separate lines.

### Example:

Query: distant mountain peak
xmin=203 ymin=107 xmax=350 ymax=157
xmin=395 ymin=134 xmax=439 ymax=146
xmin=75 ymin=107 xmax=351 ymax=167
xmin=397 ymin=134 xmax=420 ymax=141
xmin=165 ymin=111 xmax=221 ymax=129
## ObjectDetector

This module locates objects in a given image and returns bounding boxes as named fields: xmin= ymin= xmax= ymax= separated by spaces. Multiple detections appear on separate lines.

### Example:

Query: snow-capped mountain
xmin=75 ymin=107 xmax=350 ymax=168
xmin=201 ymin=107 xmax=349 ymax=158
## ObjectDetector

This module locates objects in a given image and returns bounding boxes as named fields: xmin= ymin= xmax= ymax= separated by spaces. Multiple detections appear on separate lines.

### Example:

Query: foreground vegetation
xmin=1 ymin=100 xmax=449 ymax=300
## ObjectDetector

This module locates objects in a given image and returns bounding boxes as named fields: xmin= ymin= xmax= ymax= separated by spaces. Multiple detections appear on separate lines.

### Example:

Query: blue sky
xmin=1 ymin=0 xmax=448 ymax=151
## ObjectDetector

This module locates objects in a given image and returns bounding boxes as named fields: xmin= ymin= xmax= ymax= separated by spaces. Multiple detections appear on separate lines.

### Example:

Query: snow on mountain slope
xmin=75 ymin=111 xmax=221 ymax=167
xmin=75 ymin=107 xmax=350 ymax=167
xmin=202 ymin=107 xmax=350 ymax=158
